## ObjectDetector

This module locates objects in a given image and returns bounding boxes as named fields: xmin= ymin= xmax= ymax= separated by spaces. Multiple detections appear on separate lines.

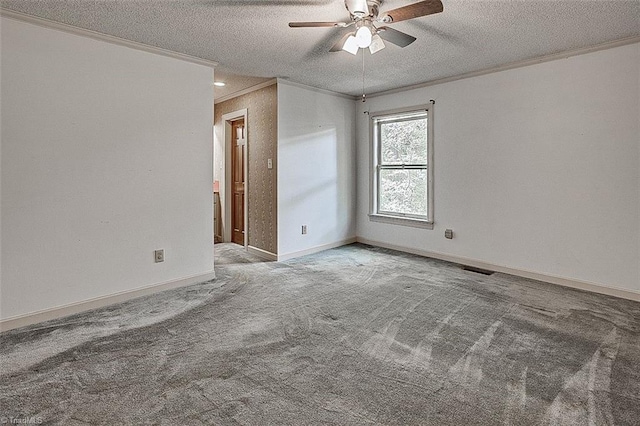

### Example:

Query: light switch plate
xmin=267 ymin=159 xmax=273 ymax=169
xmin=154 ymin=249 xmax=164 ymax=263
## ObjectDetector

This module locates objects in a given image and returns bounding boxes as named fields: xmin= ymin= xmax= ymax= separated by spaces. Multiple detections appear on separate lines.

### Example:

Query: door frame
xmin=221 ymin=108 xmax=248 ymax=247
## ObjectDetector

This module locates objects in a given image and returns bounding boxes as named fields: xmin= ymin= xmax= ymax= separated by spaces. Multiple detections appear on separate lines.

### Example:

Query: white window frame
xmin=369 ymin=104 xmax=434 ymax=229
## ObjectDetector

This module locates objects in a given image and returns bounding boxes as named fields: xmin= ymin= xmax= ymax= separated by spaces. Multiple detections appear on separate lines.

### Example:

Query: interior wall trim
xmin=0 ymin=271 xmax=217 ymax=332
xmin=215 ymin=79 xmax=278 ymax=104
xmin=247 ymin=245 xmax=278 ymax=261
xmin=278 ymin=237 xmax=357 ymax=262
xmin=276 ymin=78 xmax=357 ymax=101
xmin=221 ymin=108 xmax=249 ymax=245
xmin=0 ymin=8 xmax=218 ymax=69
xmin=356 ymin=237 xmax=640 ymax=303
xmin=367 ymin=37 xmax=640 ymax=99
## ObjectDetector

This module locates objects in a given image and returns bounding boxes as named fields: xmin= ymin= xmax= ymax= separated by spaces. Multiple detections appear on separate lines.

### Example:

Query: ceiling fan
xmin=289 ymin=0 xmax=443 ymax=55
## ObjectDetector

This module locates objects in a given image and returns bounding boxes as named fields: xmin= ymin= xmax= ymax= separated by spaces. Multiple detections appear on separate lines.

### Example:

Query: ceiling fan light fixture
xmin=342 ymin=34 xmax=360 ymax=55
xmin=369 ymin=34 xmax=385 ymax=54
xmin=355 ymin=25 xmax=373 ymax=48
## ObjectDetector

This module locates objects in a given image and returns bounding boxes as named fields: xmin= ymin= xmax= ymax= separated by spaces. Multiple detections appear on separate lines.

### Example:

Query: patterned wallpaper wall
xmin=214 ymin=83 xmax=278 ymax=254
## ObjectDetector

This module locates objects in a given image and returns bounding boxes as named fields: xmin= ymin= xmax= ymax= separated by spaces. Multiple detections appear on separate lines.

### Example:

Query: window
xmin=369 ymin=105 xmax=434 ymax=229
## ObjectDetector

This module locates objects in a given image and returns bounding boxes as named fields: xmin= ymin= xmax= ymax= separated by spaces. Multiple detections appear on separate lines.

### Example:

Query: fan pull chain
xmin=362 ymin=48 xmax=366 ymax=103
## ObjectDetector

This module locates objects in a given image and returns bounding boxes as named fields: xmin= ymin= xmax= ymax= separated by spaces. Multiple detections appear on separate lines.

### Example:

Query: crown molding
xmin=277 ymin=78 xmax=358 ymax=101
xmin=0 ymin=8 xmax=218 ymax=69
xmin=214 ymin=79 xmax=278 ymax=104
xmin=367 ymin=36 xmax=640 ymax=99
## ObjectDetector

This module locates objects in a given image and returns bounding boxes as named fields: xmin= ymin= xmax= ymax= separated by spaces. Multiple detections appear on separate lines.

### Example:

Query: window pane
xmin=380 ymin=117 xmax=427 ymax=165
xmin=379 ymin=168 xmax=427 ymax=217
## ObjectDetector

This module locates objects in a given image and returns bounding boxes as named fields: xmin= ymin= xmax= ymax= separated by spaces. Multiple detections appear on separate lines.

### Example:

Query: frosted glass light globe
xmin=355 ymin=26 xmax=373 ymax=48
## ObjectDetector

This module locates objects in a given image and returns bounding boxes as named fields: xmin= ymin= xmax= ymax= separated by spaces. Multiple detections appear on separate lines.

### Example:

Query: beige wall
xmin=214 ymin=83 xmax=278 ymax=254
xmin=356 ymin=42 xmax=640 ymax=293
xmin=1 ymin=17 xmax=215 ymax=321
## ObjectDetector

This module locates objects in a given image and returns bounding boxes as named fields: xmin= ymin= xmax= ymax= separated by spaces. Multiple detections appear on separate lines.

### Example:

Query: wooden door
xmin=231 ymin=119 xmax=245 ymax=245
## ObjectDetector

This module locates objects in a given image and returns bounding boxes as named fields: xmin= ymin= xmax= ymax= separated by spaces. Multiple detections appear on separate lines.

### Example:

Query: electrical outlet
xmin=154 ymin=249 xmax=164 ymax=263
xmin=445 ymin=229 xmax=454 ymax=239
xmin=302 ymin=225 xmax=307 ymax=235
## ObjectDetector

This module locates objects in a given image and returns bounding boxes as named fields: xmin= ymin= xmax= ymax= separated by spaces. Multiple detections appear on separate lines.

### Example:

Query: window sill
xmin=368 ymin=214 xmax=434 ymax=229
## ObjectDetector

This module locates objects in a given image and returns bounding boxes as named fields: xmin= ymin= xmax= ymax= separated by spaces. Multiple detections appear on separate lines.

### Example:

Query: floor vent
xmin=462 ymin=265 xmax=495 ymax=275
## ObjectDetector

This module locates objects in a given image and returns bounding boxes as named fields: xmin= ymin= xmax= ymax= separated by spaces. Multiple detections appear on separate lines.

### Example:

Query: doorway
xmin=231 ymin=118 xmax=245 ymax=245
xmin=221 ymin=109 xmax=248 ymax=248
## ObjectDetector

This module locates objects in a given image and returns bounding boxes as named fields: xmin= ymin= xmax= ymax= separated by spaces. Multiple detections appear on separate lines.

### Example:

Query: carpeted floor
xmin=1 ymin=243 xmax=639 ymax=425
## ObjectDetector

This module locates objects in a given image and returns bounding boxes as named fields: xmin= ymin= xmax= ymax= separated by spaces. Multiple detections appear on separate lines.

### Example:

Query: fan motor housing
xmin=345 ymin=0 xmax=381 ymax=19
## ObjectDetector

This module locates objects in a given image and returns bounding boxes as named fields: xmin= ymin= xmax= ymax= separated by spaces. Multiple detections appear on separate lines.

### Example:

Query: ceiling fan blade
xmin=381 ymin=0 xmax=443 ymax=23
xmin=330 ymin=33 xmax=353 ymax=52
xmin=289 ymin=21 xmax=346 ymax=28
xmin=377 ymin=26 xmax=416 ymax=47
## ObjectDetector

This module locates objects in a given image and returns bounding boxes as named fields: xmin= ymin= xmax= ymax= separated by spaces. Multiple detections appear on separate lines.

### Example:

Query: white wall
xmin=356 ymin=43 xmax=640 ymax=293
xmin=277 ymin=81 xmax=356 ymax=258
xmin=1 ymin=18 xmax=215 ymax=321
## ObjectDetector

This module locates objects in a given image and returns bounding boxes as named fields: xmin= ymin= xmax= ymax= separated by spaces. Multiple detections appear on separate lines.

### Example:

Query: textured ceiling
xmin=2 ymin=0 xmax=639 ymax=98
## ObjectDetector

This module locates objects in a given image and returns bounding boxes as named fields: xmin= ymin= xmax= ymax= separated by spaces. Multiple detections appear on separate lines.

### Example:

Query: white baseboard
xmin=278 ymin=237 xmax=357 ymax=261
xmin=356 ymin=237 xmax=640 ymax=303
xmin=0 ymin=270 xmax=217 ymax=332
xmin=247 ymin=245 xmax=278 ymax=261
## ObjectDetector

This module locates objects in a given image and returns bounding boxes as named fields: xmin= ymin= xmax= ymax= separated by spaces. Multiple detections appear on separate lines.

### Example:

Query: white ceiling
xmin=2 ymin=0 xmax=639 ymax=98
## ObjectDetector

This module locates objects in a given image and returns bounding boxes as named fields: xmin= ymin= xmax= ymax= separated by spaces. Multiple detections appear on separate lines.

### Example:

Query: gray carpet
xmin=1 ymin=243 xmax=639 ymax=425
